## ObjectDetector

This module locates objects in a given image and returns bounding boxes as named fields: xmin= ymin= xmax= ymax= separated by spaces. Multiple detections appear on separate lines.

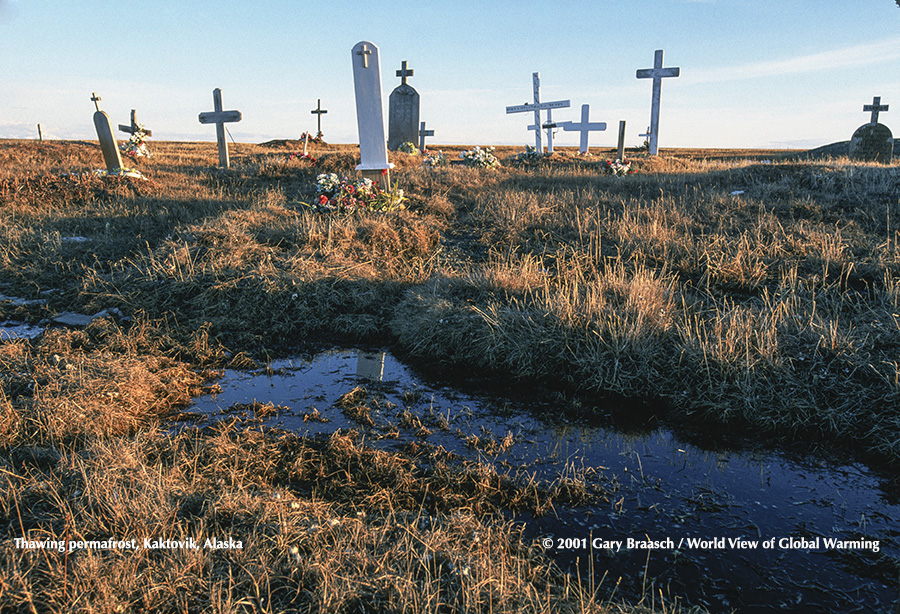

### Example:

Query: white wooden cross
xmin=864 ymin=96 xmax=889 ymax=124
xmin=506 ymin=72 xmax=569 ymax=153
xmin=396 ymin=60 xmax=414 ymax=85
xmin=118 ymin=109 xmax=151 ymax=137
xmin=638 ymin=126 xmax=651 ymax=142
xmin=636 ymin=49 xmax=680 ymax=155
xmin=351 ymin=40 xmax=393 ymax=189
xmin=198 ymin=88 xmax=242 ymax=169
xmin=90 ymin=92 xmax=124 ymax=173
xmin=418 ymin=121 xmax=434 ymax=152
xmin=560 ymin=104 xmax=606 ymax=154
xmin=310 ymin=99 xmax=327 ymax=137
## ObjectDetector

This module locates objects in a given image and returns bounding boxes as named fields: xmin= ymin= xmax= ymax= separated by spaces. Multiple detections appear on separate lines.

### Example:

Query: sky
xmin=2 ymin=0 xmax=900 ymax=150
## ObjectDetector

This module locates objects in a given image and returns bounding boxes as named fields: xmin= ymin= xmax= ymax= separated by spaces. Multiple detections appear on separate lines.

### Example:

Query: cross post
xmin=198 ymin=88 xmax=242 ymax=169
xmin=636 ymin=49 xmax=680 ymax=155
xmin=559 ymin=104 xmax=607 ymax=154
xmin=506 ymin=72 xmax=570 ymax=153
xmin=396 ymin=60 xmax=414 ymax=85
xmin=418 ymin=121 xmax=435 ymax=152
xmin=863 ymin=96 xmax=889 ymax=124
xmin=119 ymin=109 xmax=152 ymax=137
xmin=310 ymin=99 xmax=328 ymax=137
xmin=91 ymin=93 xmax=102 ymax=112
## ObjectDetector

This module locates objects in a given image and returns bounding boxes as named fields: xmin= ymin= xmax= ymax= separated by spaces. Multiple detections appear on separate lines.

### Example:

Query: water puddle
xmin=184 ymin=348 xmax=900 ymax=613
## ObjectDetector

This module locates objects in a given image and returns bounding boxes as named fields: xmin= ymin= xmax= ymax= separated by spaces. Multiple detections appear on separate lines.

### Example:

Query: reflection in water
xmin=185 ymin=348 xmax=900 ymax=613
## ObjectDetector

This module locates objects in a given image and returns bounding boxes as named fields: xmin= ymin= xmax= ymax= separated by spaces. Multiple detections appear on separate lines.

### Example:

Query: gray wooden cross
xmin=310 ymin=99 xmax=328 ymax=137
xmin=636 ymin=49 xmax=680 ymax=155
xmin=864 ymin=96 xmax=889 ymax=124
xmin=198 ymin=88 xmax=242 ymax=169
xmin=560 ymin=104 xmax=606 ymax=154
xmin=418 ymin=121 xmax=434 ymax=152
xmin=356 ymin=43 xmax=372 ymax=68
xmin=396 ymin=60 xmax=414 ymax=85
xmin=90 ymin=92 xmax=124 ymax=173
xmin=118 ymin=109 xmax=152 ymax=137
xmin=506 ymin=72 xmax=570 ymax=153
xmin=639 ymin=126 xmax=651 ymax=141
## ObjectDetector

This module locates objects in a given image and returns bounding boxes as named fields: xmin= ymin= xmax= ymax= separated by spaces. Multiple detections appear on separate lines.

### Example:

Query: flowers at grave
xmin=459 ymin=146 xmax=500 ymax=169
xmin=397 ymin=141 xmax=420 ymax=155
xmin=299 ymin=131 xmax=325 ymax=145
xmin=119 ymin=125 xmax=151 ymax=159
xmin=287 ymin=151 xmax=318 ymax=165
xmin=303 ymin=173 xmax=405 ymax=213
xmin=515 ymin=145 xmax=545 ymax=163
xmin=602 ymin=159 xmax=634 ymax=176
xmin=422 ymin=150 xmax=448 ymax=168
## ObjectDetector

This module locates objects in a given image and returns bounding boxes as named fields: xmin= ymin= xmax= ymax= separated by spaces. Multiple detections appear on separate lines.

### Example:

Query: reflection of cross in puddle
xmin=356 ymin=351 xmax=385 ymax=381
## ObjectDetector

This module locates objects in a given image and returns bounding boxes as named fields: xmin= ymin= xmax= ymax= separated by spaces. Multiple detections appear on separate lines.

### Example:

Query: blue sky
xmin=2 ymin=0 xmax=900 ymax=149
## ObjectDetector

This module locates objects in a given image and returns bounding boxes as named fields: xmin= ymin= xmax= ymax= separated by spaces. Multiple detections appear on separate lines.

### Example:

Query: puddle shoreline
xmin=180 ymin=346 xmax=900 ymax=613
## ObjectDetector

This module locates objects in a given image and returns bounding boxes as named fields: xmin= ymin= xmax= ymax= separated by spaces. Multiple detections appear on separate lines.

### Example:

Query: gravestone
xmin=198 ymin=88 xmax=242 ymax=169
xmin=118 ymin=109 xmax=152 ymax=137
xmin=616 ymin=120 xmax=626 ymax=160
xmin=388 ymin=60 xmax=420 ymax=151
xmin=636 ymin=49 xmax=680 ymax=155
xmin=310 ymin=99 xmax=327 ymax=138
xmin=90 ymin=93 xmax=124 ymax=172
xmin=351 ymin=41 xmax=394 ymax=189
xmin=849 ymin=96 xmax=893 ymax=163
xmin=560 ymin=104 xmax=606 ymax=154
xmin=506 ymin=72 xmax=569 ymax=153
xmin=418 ymin=121 xmax=434 ymax=152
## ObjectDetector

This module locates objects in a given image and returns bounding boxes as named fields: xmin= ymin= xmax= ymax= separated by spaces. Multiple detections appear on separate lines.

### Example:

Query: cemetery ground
xmin=0 ymin=138 xmax=898 ymax=612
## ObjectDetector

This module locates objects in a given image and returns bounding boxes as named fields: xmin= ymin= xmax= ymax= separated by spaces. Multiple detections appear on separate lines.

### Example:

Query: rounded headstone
xmin=849 ymin=123 xmax=893 ymax=163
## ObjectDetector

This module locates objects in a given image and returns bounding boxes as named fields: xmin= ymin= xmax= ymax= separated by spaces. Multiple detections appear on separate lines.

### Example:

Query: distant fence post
xmin=37 ymin=124 xmax=43 ymax=142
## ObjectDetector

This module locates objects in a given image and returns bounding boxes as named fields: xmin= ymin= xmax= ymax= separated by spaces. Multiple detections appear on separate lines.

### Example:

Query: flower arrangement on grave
xmin=602 ymin=159 xmax=634 ymax=176
xmin=299 ymin=131 xmax=325 ymax=145
xmin=397 ymin=142 xmax=420 ymax=155
xmin=302 ymin=173 xmax=405 ymax=213
xmin=515 ymin=145 xmax=545 ymax=163
xmin=119 ymin=125 xmax=151 ymax=159
xmin=422 ymin=150 xmax=448 ymax=168
xmin=459 ymin=146 xmax=500 ymax=169
xmin=287 ymin=151 xmax=318 ymax=165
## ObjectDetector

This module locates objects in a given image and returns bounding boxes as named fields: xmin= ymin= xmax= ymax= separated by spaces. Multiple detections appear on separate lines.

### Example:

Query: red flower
xmin=380 ymin=169 xmax=387 ymax=176
xmin=318 ymin=195 xmax=329 ymax=205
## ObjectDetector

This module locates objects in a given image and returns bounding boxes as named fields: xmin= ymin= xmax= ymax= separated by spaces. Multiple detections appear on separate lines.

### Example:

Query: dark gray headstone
xmin=849 ymin=123 xmax=893 ymax=163
xmin=388 ymin=83 xmax=420 ymax=151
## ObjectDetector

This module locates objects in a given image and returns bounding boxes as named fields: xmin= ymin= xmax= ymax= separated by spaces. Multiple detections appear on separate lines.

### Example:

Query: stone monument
xmin=849 ymin=96 xmax=893 ymax=163
xmin=90 ymin=93 xmax=124 ymax=173
xmin=388 ymin=60 xmax=420 ymax=151
xmin=351 ymin=41 xmax=394 ymax=189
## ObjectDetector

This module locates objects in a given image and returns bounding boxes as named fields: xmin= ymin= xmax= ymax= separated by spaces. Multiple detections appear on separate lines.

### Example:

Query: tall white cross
xmin=506 ymin=72 xmax=569 ymax=153
xmin=198 ymin=88 xmax=242 ymax=169
xmin=636 ymin=49 xmax=680 ymax=155
xmin=560 ymin=104 xmax=607 ymax=154
xmin=864 ymin=96 xmax=889 ymax=124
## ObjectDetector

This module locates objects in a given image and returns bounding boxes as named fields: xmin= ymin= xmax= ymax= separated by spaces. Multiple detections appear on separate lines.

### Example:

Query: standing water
xmin=184 ymin=348 xmax=900 ymax=613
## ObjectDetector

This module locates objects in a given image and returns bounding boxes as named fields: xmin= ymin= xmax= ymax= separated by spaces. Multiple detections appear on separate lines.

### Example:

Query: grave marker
xmin=863 ymin=96 xmax=889 ymax=124
xmin=310 ymin=99 xmax=327 ymax=138
xmin=560 ymin=104 xmax=606 ymax=154
xmin=351 ymin=40 xmax=393 ymax=189
xmin=90 ymin=92 xmax=124 ymax=173
xmin=198 ymin=88 xmax=242 ymax=169
xmin=636 ymin=49 xmax=680 ymax=155
xmin=418 ymin=121 xmax=434 ymax=152
xmin=617 ymin=120 xmax=626 ymax=160
xmin=388 ymin=60 xmax=420 ymax=151
xmin=118 ymin=109 xmax=152 ymax=137
xmin=506 ymin=72 xmax=569 ymax=153
xmin=639 ymin=126 xmax=651 ymax=142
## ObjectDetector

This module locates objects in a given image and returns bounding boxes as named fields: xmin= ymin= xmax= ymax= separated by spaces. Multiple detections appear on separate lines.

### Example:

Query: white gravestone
xmin=198 ymin=88 xmax=242 ymax=169
xmin=90 ymin=93 xmax=124 ymax=173
xmin=560 ymin=104 xmax=606 ymax=154
xmin=418 ymin=121 xmax=434 ymax=152
xmin=351 ymin=41 xmax=394 ymax=189
xmin=636 ymin=49 xmax=680 ymax=155
xmin=506 ymin=72 xmax=569 ymax=153
xmin=310 ymin=99 xmax=328 ymax=138
xmin=388 ymin=60 xmax=420 ymax=151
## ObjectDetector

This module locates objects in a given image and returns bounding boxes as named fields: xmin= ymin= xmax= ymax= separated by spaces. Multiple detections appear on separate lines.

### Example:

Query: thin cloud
xmin=686 ymin=38 xmax=900 ymax=84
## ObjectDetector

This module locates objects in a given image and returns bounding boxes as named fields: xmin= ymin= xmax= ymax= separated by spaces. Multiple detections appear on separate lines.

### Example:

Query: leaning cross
xmin=396 ymin=60 xmax=414 ymax=85
xmin=310 ymin=99 xmax=328 ymax=137
xmin=636 ymin=49 xmax=680 ymax=155
xmin=864 ymin=96 xmax=889 ymax=124
xmin=90 ymin=92 xmax=124 ymax=173
xmin=560 ymin=104 xmax=607 ymax=154
xmin=119 ymin=109 xmax=152 ymax=137
xmin=506 ymin=72 xmax=570 ymax=153
xmin=198 ymin=88 xmax=242 ymax=169
xmin=418 ymin=121 xmax=434 ymax=152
